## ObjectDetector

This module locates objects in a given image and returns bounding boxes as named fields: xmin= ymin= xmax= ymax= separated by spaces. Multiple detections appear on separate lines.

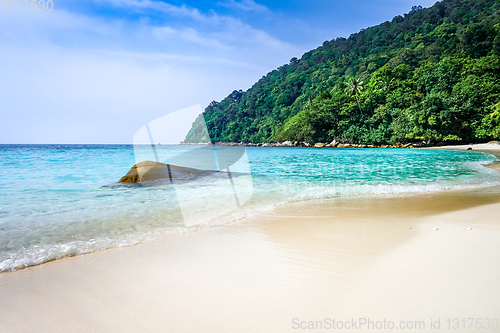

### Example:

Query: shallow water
xmin=0 ymin=144 xmax=499 ymax=271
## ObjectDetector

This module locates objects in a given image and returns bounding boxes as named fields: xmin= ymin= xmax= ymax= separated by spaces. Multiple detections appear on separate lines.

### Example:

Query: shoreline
xmin=3 ymin=162 xmax=500 ymax=274
xmin=428 ymin=143 xmax=500 ymax=172
xmin=1 ymin=144 xmax=499 ymax=274
xmin=183 ymin=140 xmax=500 ymax=149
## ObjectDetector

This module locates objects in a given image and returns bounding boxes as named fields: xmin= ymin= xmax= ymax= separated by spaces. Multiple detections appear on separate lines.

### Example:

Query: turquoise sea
xmin=1 ymin=144 xmax=499 ymax=272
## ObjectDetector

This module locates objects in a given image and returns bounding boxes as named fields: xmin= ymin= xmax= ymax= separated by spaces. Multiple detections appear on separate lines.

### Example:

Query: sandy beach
xmin=1 ymin=145 xmax=500 ymax=332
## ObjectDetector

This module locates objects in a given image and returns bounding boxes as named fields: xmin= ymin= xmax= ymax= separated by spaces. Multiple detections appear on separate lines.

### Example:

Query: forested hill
xmin=185 ymin=0 xmax=500 ymax=145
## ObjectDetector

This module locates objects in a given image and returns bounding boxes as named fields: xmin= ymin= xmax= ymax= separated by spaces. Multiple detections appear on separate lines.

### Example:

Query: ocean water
xmin=1 ymin=144 xmax=499 ymax=272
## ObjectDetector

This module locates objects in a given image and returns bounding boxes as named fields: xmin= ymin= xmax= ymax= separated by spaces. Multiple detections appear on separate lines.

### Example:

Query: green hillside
xmin=185 ymin=0 xmax=500 ymax=145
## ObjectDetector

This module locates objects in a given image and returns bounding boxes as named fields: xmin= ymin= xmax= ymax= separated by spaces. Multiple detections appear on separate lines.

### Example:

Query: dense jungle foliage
xmin=185 ymin=0 xmax=500 ymax=144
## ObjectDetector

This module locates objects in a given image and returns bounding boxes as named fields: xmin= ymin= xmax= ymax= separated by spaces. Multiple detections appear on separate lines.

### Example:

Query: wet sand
xmin=1 ymin=180 xmax=500 ymax=332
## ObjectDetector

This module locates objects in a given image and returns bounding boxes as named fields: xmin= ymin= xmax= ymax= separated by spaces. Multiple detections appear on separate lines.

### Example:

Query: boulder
xmin=282 ymin=141 xmax=293 ymax=147
xmin=119 ymin=161 xmax=216 ymax=183
xmin=314 ymin=143 xmax=325 ymax=148
xmin=337 ymin=143 xmax=345 ymax=148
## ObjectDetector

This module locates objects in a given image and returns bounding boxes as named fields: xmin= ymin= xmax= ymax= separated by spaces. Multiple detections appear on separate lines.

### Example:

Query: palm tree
xmin=344 ymin=77 xmax=364 ymax=114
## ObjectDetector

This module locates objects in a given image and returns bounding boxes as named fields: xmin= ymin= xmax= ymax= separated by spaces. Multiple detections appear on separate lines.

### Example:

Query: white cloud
xmin=0 ymin=9 xmax=119 ymax=39
xmin=152 ymin=26 xmax=232 ymax=50
xmin=94 ymin=0 xmax=217 ymax=23
xmin=217 ymin=0 xmax=268 ymax=12
xmin=0 ymin=3 xmax=301 ymax=143
xmin=106 ymin=50 xmax=269 ymax=71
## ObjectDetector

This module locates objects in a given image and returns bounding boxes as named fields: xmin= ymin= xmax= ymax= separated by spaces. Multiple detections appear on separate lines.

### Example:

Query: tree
xmin=410 ymin=5 xmax=423 ymax=13
xmin=344 ymin=77 xmax=364 ymax=114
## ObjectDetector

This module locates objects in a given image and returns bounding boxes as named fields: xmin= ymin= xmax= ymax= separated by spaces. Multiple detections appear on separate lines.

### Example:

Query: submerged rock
xmin=119 ymin=160 xmax=217 ymax=183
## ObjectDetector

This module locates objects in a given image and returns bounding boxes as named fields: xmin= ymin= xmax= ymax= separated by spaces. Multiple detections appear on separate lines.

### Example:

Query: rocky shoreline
xmin=182 ymin=140 xmax=500 ymax=149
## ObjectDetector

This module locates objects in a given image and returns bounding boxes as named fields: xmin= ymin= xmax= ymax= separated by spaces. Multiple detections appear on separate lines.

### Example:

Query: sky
xmin=0 ymin=0 xmax=438 ymax=144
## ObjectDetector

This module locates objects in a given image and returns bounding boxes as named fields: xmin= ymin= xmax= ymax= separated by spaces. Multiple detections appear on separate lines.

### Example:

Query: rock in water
xmin=119 ymin=160 xmax=216 ymax=183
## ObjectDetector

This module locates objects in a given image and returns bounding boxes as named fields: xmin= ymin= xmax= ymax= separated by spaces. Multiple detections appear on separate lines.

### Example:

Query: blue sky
xmin=0 ymin=0 xmax=438 ymax=143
